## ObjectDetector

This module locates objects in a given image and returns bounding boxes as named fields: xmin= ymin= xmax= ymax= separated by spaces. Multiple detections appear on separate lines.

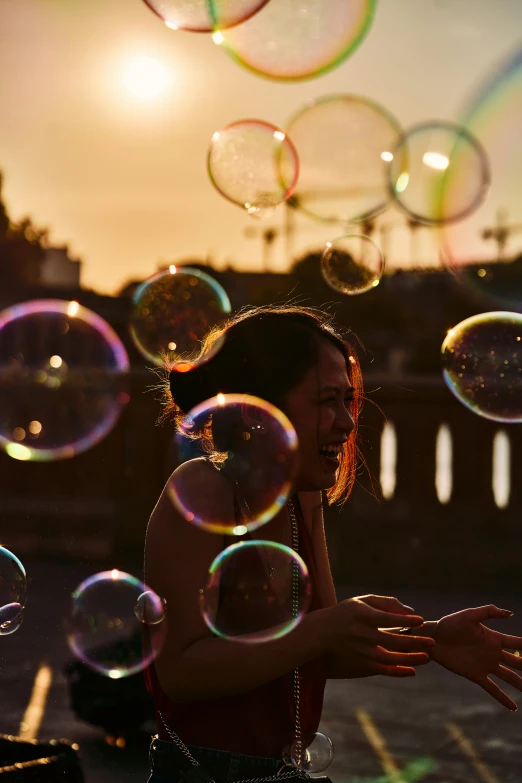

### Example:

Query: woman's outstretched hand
xmin=325 ymin=594 xmax=435 ymax=679
xmin=428 ymin=605 xmax=522 ymax=711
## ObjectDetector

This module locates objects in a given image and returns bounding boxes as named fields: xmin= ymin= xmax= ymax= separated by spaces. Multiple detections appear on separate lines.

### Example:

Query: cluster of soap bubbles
xmin=143 ymin=0 xmax=377 ymax=82
xmin=0 ymin=547 xmax=27 ymax=636
xmin=65 ymin=570 xmax=166 ymax=678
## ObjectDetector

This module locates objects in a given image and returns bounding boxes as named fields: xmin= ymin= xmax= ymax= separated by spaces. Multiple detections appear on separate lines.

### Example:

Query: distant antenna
xmin=482 ymin=209 xmax=522 ymax=260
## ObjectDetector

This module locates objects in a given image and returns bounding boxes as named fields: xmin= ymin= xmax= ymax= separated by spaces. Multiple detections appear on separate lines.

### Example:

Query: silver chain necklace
xmin=158 ymin=497 xmax=305 ymax=782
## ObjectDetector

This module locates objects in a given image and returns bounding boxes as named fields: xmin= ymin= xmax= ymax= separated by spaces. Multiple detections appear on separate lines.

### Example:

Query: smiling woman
xmin=123 ymin=55 xmax=170 ymax=99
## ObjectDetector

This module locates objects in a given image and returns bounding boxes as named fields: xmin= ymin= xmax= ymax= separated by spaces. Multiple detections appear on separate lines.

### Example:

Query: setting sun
xmin=123 ymin=56 xmax=170 ymax=99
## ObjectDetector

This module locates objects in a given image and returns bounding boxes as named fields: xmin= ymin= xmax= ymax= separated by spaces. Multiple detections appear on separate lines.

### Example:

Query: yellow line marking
xmin=446 ymin=722 xmax=500 ymax=783
xmin=18 ymin=662 xmax=53 ymax=740
xmin=356 ymin=708 xmax=407 ymax=783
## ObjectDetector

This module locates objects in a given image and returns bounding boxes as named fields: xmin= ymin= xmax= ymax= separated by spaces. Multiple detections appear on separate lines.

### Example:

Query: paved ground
xmin=1 ymin=560 xmax=522 ymax=783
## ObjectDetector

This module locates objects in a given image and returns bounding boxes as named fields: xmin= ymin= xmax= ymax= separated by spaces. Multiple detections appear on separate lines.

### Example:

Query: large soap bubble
xmin=441 ymin=46 xmax=522 ymax=306
xmin=387 ymin=121 xmax=490 ymax=225
xmin=168 ymin=393 xmax=299 ymax=534
xmin=0 ymin=300 xmax=129 ymax=462
xmin=285 ymin=95 xmax=403 ymax=224
xmin=214 ymin=0 xmax=377 ymax=81
xmin=282 ymin=732 xmax=335 ymax=773
xmin=130 ymin=266 xmax=231 ymax=366
xmin=65 ymin=570 xmax=166 ymax=678
xmin=200 ymin=540 xmax=311 ymax=642
xmin=208 ymin=120 xmax=299 ymax=216
xmin=441 ymin=311 xmax=522 ymax=422
xmin=142 ymin=0 xmax=269 ymax=33
xmin=0 ymin=547 xmax=27 ymax=636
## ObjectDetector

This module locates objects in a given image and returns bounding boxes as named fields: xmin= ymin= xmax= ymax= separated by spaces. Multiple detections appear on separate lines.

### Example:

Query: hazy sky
xmin=0 ymin=0 xmax=521 ymax=293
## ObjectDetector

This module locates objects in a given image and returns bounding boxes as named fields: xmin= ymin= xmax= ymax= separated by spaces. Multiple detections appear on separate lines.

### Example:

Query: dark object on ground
xmin=0 ymin=734 xmax=84 ymax=781
xmin=63 ymin=650 xmax=155 ymax=737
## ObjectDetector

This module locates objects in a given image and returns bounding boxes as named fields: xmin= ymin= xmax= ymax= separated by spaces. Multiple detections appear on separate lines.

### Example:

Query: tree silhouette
xmin=0 ymin=171 xmax=48 ymax=289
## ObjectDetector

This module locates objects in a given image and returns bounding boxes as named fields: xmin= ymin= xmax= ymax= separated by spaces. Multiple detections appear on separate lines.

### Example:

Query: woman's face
xmin=282 ymin=339 xmax=355 ymax=492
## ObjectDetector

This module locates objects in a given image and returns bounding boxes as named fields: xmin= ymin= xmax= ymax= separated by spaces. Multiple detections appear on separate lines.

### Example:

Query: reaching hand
xmin=326 ymin=594 xmax=435 ymax=679
xmin=430 ymin=605 xmax=522 ymax=711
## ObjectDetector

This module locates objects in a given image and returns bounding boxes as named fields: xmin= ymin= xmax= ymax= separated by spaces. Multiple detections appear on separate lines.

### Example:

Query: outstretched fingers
xmin=495 ymin=664 xmax=522 ymax=693
xmin=501 ymin=634 xmax=522 ymax=650
xmin=481 ymin=676 xmax=518 ymax=711
xmin=501 ymin=650 xmax=522 ymax=670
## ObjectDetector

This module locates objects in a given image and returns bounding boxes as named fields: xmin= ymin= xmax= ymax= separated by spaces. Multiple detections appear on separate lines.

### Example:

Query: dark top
xmin=143 ymin=494 xmax=327 ymax=757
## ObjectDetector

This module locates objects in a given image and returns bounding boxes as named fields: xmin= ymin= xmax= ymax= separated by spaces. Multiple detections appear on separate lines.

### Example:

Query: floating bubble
xmin=66 ymin=570 xmax=167 ymax=678
xmin=169 ymin=394 xmax=299 ymax=534
xmin=130 ymin=266 xmax=231 ymax=366
xmin=0 ymin=547 xmax=28 ymax=636
xmin=283 ymin=731 xmax=335 ymax=772
xmin=142 ymin=0 xmax=269 ymax=33
xmin=0 ymin=606 xmax=24 ymax=636
xmin=441 ymin=312 xmax=522 ymax=422
xmin=321 ymin=234 xmax=384 ymax=295
xmin=0 ymin=300 xmax=129 ymax=462
xmin=134 ymin=591 xmax=166 ymax=625
xmin=441 ymin=47 xmax=522 ymax=306
xmin=208 ymin=120 xmax=299 ymax=215
xmin=200 ymin=540 xmax=311 ymax=642
xmin=285 ymin=95 xmax=403 ymax=223
xmin=387 ymin=121 xmax=490 ymax=225
xmin=215 ymin=0 xmax=377 ymax=81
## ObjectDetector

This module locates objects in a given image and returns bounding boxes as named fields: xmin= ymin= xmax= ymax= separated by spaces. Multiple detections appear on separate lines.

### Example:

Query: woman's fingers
xmin=495 ymin=664 xmax=522 ymax=693
xmin=359 ymin=595 xmax=416 ymax=615
xmin=501 ymin=634 xmax=522 ymax=650
xmin=378 ymin=630 xmax=435 ymax=651
xmin=501 ymin=651 xmax=522 ymax=670
xmin=363 ymin=646 xmax=430 ymax=666
xmin=481 ymin=676 xmax=518 ymax=711
xmin=365 ymin=609 xmax=425 ymax=629
xmin=374 ymin=664 xmax=416 ymax=678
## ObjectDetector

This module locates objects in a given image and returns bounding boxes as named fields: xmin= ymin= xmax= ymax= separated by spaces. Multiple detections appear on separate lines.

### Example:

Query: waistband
xmin=150 ymin=736 xmax=286 ymax=783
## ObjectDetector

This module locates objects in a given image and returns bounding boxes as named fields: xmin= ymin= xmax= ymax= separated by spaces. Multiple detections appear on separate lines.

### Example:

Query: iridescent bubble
xmin=169 ymin=394 xmax=299 ymax=534
xmin=0 ymin=547 xmax=28 ymax=635
xmin=200 ymin=540 xmax=311 ymax=642
xmin=130 ymin=266 xmax=231 ymax=366
xmin=282 ymin=731 xmax=335 ymax=773
xmin=387 ymin=121 xmax=490 ymax=225
xmin=208 ymin=120 xmax=299 ymax=215
xmin=65 ymin=570 xmax=167 ymax=678
xmin=441 ymin=311 xmax=522 ymax=422
xmin=214 ymin=0 xmax=377 ymax=81
xmin=0 ymin=606 xmax=24 ymax=636
xmin=441 ymin=47 xmax=522 ymax=306
xmin=142 ymin=0 xmax=269 ymax=33
xmin=134 ymin=591 xmax=166 ymax=625
xmin=0 ymin=300 xmax=129 ymax=462
xmin=321 ymin=234 xmax=384 ymax=295
xmin=285 ymin=95 xmax=403 ymax=223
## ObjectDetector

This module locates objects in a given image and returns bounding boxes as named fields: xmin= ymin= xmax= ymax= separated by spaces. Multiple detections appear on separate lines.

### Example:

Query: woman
xmin=144 ymin=305 xmax=522 ymax=783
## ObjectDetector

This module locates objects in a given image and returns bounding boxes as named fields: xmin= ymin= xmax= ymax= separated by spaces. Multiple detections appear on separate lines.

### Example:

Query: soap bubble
xmin=208 ymin=120 xmax=299 ymax=215
xmin=321 ymin=234 xmax=384 ymax=294
xmin=130 ymin=266 xmax=231 ymax=366
xmin=215 ymin=0 xmax=377 ymax=81
xmin=0 ymin=605 xmax=24 ymax=636
xmin=66 ymin=570 xmax=167 ymax=678
xmin=387 ymin=120 xmax=490 ymax=225
xmin=0 ymin=300 xmax=129 ymax=462
xmin=441 ymin=46 xmax=522 ymax=306
xmin=200 ymin=540 xmax=311 ymax=642
xmin=441 ymin=311 xmax=522 ymax=422
xmin=285 ymin=94 xmax=403 ymax=223
xmin=283 ymin=731 xmax=335 ymax=772
xmin=134 ymin=591 xmax=166 ymax=625
xmin=169 ymin=394 xmax=299 ymax=534
xmin=142 ymin=0 xmax=269 ymax=33
xmin=0 ymin=547 xmax=28 ymax=636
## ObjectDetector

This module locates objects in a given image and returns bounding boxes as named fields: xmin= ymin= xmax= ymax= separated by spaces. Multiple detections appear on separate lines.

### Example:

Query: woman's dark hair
xmin=159 ymin=304 xmax=364 ymax=505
